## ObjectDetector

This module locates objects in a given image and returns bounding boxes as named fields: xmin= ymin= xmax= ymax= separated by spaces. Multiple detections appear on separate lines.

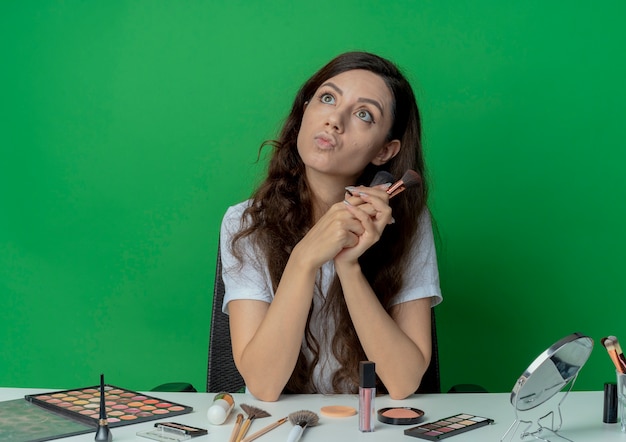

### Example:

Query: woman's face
xmin=296 ymin=69 xmax=399 ymax=183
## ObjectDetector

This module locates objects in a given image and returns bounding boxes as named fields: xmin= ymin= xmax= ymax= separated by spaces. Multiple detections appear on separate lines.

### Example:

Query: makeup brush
xmin=94 ymin=374 xmax=112 ymax=442
xmin=235 ymin=404 xmax=271 ymax=442
xmin=228 ymin=413 xmax=244 ymax=442
xmin=608 ymin=335 xmax=626 ymax=372
xmin=241 ymin=416 xmax=288 ymax=442
xmin=602 ymin=336 xmax=626 ymax=374
xmin=386 ymin=169 xmax=421 ymax=198
xmin=286 ymin=410 xmax=319 ymax=442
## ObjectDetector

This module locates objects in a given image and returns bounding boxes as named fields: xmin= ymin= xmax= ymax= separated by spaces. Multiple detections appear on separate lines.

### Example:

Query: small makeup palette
xmin=377 ymin=407 xmax=424 ymax=425
xmin=25 ymin=385 xmax=193 ymax=428
xmin=404 ymin=413 xmax=494 ymax=440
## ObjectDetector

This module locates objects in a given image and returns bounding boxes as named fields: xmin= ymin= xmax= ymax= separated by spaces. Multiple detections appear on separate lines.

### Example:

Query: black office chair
xmin=206 ymin=239 xmax=442 ymax=394
xmin=207 ymin=238 xmax=245 ymax=393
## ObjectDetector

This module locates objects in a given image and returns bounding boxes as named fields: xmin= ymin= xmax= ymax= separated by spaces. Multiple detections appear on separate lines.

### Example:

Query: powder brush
xmin=602 ymin=336 xmax=626 ymax=374
xmin=386 ymin=169 xmax=421 ymax=198
xmin=286 ymin=410 xmax=319 ymax=442
xmin=607 ymin=336 xmax=626 ymax=372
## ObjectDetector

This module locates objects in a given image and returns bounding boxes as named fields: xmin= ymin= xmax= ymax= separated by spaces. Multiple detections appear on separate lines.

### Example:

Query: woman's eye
xmin=356 ymin=109 xmax=373 ymax=123
xmin=320 ymin=93 xmax=335 ymax=104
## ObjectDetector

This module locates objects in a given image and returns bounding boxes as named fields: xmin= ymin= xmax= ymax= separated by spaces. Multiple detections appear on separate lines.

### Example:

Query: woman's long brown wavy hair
xmin=230 ymin=51 xmax=428 ymax=394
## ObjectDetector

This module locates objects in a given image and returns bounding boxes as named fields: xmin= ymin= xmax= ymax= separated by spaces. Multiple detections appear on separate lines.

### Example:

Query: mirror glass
xmin=510 ymin=333 xmax=593 ymax=411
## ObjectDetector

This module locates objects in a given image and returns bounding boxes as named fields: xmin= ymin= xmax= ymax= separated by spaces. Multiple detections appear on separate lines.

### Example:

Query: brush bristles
xmin=400 ymin=169 xmax=422 ymax=188
xmin=240 ymin=403 xmax=271 ymax=419
xmin=602 ymin=336 xmax=626 ymax=373
xmin=603 ymin=337 xmax=617 ymax=351
xmin=609 ymin=335 xmax=623 ymax=352
xmin=288 ymin=410 xmax=319 ymax=427
xmin=369 ymin=171 xmax=395 ymax=187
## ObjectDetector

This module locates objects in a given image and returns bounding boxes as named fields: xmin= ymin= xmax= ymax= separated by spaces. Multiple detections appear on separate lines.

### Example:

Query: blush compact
xmin=377 ymin=407 xmax=425 ymax=425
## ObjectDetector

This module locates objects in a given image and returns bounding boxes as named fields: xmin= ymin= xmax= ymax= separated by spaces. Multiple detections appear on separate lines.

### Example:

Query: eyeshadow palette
xmin=404 ymin=413 xmax=494 ymax=440
xmin=0 ymin=398 xmax=94 ymax=442
xmin=25 ymin=385 xmax=193 ymax=428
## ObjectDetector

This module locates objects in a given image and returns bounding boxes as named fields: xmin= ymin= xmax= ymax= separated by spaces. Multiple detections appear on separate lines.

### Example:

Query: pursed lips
xmin=314 ymin=132 xmax=337 ymax=149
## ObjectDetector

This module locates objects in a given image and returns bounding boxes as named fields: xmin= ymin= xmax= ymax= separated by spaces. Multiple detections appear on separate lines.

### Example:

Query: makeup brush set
xmin=602 ymin=335 xmax=626 ymax=374
xmin=369 ymin=169 xmax=422 ymax=197
xmin=346 ymin=169 xmax=421 ymax=199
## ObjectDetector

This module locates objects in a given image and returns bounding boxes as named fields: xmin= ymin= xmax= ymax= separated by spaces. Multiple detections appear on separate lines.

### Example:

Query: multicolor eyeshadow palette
xmin=24 ymin=385 xmax=193 ymax=428
xmin=403 ymin=413 xmax=494 ymax=440
xmin=0 ymin=398 xmax=94 ymax=442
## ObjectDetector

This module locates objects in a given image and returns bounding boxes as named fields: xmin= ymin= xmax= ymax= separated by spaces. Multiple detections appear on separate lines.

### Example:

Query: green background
xmin=1 ymin=1 xmax=625 ymax=394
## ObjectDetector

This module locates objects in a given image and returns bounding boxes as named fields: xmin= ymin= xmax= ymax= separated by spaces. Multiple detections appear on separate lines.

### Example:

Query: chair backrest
xmin=207 ymin=238 xmax=246 ymax=393
xmin=206 ymin=239 xmax=441 ymax=394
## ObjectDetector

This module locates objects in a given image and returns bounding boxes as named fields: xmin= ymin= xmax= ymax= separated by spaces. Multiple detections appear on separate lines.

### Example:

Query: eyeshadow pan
xmin=24 ymin=384 xmax=193 ymax=428
xmin=404 ymin=413 xmax=494 ymax=440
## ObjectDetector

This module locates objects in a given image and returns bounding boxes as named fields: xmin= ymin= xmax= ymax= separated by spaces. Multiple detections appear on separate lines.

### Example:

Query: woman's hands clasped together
xmin=291 ymin=184 xmax=393 ymax=270
xmin=337 ymin=184 xmax=394 ymax=264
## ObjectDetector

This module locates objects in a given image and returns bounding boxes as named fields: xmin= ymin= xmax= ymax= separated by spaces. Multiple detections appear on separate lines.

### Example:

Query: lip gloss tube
xmin=359 ymin=361 xmax=376 ymax=432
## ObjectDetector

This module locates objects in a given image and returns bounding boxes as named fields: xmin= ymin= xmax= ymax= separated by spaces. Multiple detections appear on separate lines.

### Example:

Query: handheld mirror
xmin=511 ymin=332 xmax=593 ymax=411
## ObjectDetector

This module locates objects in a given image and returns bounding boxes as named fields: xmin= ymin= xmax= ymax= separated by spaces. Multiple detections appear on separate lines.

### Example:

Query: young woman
xmin=220 ymin=51 xmax=442 ymax=401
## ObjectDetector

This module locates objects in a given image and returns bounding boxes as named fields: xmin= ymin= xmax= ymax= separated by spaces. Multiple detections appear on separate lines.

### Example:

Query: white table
xmin=0 ymin=388 xmax=623 ymax=441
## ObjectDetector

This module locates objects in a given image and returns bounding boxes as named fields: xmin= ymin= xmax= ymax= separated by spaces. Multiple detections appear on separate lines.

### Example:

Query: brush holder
xmin=618 ymin=372 xmax=626 ymax=432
